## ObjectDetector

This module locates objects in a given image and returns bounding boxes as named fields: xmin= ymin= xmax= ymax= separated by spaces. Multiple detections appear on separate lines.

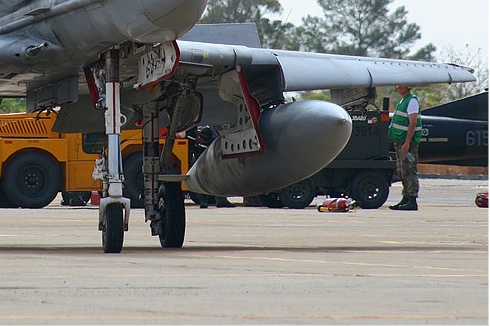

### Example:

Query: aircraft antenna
xmin=271 ymin=8 xmax=292 ymax=50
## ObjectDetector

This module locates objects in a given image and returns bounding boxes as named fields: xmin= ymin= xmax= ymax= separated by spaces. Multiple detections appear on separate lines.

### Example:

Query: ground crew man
xmin=388 ymin=85 xmax=422 ymax=211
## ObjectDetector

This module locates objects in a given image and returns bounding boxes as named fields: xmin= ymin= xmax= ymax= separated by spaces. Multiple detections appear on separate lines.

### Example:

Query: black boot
xmin=200 ymin=195 xmax=209 ymax=209
xmin=389 ymin=196 xmax=408 ymax=210
xmin=397 ymin=196 xmax=418 ymax=211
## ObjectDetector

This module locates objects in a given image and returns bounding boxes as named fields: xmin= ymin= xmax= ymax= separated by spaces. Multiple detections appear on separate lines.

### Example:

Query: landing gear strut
xmin=91 ymin=42 xmax=196 ymax=252
xmin=142 ymin=84 xmax=193 ymax=249
xmin=95 ymin=48 xmax=130 ymax=253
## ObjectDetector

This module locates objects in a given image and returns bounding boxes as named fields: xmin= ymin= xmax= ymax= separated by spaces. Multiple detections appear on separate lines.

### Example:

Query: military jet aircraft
xmin=419 ymin=91 xmax=488 ymax=167
xmin=0 ymin=0 xmax=476 ymax=253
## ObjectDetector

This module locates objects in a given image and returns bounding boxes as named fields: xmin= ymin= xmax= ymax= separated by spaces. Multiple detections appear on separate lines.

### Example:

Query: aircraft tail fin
xmin=181 ymin=23 xmax=262 ymax=48
xmin=423 ymin=91 xmax=488 ymax=121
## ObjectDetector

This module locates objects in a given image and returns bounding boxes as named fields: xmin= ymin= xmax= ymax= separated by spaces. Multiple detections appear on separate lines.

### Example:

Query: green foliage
xmin=201 ymin=0 xmax=438 ymax=57
xmin=297 ymin=90 xmax=331 ymax=101
xmin=258 ymin=18 xmax=299 ymax=50
xmin=298 ymin=84 xmax=455 ymax=110
xmin=200 ymin=0 xmax=282 ymax=24
xmin=200 ymin=0 xmax=299 ymax=49
xmin=413 ymin=85 xmax=451 ymax=109
xmin=408 ymin=43 xmax=437 ymax=62
xmin=0 ymin=98 xmax=26 ymax=113
xmin=374 ymin=86 xmax=444 ymax=111
xmin=292 ymin=16 xmax=329 ymax=53
xmin=296 ymin=0 xmax=434 ymax=60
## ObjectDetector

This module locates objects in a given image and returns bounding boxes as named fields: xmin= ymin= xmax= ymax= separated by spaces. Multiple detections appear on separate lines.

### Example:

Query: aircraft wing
xmin=273 ymin=50 xmax=475 ymax=91
xmin=167 ymin=39 xmax=476 ymax=133
xmin=176 ymin=40 xmax=476 ymax=93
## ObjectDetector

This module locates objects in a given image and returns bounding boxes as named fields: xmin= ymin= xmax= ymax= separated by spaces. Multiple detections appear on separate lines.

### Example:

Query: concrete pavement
xmin=0 ymin=178 xmax=487 ymax=324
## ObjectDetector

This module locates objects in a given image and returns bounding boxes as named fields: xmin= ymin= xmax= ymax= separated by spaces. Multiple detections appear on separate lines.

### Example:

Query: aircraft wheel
xmin=278 ymin=179 xmax=316 ymax=209
xmin=3 ymin=152 xmax=61 ymax=208
xmin=158 ymin=182 xmax=185 ymax=248
xmin=122 ymin=153 xmax=145 ymax=208
xmin=102 ymin=203 xmax=124 ymax=253
xmin=258 ymin=192 xmax=284 ymax=208
xmin=349 ymin=170 xmax=389 ymax=209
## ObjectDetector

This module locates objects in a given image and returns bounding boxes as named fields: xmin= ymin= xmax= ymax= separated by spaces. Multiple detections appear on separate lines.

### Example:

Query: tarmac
xmin=0 ymin=178 xmax=487 ymax=324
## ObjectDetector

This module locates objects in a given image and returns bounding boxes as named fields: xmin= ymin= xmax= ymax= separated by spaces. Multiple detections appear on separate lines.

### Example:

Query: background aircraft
xmin=419 ymin=91 xmax=488 ymax=167
xmin=0 ymin=1 xmax=476 ymax=252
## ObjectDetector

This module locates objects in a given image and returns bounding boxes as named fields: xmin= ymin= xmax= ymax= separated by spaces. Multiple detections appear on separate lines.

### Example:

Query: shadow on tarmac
xmin=0 ymin=244 xmax=482 ymax=255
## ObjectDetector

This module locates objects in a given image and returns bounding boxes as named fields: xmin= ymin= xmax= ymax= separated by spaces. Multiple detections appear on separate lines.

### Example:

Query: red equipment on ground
xmin=475 ymin=193 xmax=488 ymax=208
xmin=316 ymin=197 xmax=357 ymax=212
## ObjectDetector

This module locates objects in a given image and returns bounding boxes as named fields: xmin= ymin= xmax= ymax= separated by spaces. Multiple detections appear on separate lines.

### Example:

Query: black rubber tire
xmin=278 ymin=179 xmax=316 ymax=209
xmin=0 ymin=183 xmax=17 ymax=208
xmin=3 ymin=152 xmax=61 ymax=208
xmin=102 ymin=203 xmax=124 ymax=253
xmin=158 ymin=182 xmax=186 ymax=248
xmin=349 ymin=170 xmax=389 ymax=209
xmin=122 ymin=153 xmax=144 ymax=208
xmin=258 ymin=192 xmax=284 ymax=208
